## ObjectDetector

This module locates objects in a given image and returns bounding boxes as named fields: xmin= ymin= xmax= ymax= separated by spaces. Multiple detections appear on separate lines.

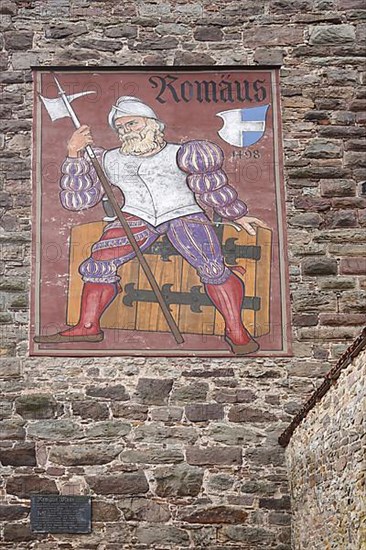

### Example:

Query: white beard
xmin=118 ymin=124 xmax=165 ymax=155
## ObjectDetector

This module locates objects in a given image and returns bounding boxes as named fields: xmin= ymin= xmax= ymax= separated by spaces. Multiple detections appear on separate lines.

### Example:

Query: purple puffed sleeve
xmin=177 ymin=140 xmax=248 ymax=220
xmin=59 ymin=147 xmax=105 ymax=211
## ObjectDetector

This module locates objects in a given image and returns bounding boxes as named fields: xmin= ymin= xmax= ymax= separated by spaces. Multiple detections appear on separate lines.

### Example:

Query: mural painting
xmin=31 ymin=68 xmax=291 ymax=357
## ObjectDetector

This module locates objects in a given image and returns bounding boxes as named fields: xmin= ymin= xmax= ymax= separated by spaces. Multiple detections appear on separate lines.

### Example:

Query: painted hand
xmin=236 ymin=216 xmax=270 ymax=236
xmin=67 ymin=125 xmax=93 ymax=157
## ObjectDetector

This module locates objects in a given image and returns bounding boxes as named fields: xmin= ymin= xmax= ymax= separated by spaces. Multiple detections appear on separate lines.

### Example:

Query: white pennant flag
xmin=39 ymin=90 xmax=96 ymax=121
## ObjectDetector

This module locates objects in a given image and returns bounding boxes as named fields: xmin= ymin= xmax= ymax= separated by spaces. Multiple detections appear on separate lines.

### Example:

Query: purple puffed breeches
xmin=79 ymin=212 xmax=231 ymax=285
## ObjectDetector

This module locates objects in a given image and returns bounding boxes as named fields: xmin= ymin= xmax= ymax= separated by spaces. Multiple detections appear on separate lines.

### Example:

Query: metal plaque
xmin=30 ymin=495 xmax=91 ymax=534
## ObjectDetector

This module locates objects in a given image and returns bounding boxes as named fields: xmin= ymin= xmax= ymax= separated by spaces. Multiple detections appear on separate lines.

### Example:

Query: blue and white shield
xmin=216 ymin=105 xmax=270 ymax=147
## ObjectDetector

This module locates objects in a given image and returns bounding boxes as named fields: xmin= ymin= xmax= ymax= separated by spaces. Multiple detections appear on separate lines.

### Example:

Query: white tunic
xmin=102 ymin=143 xmax=203 ymax=227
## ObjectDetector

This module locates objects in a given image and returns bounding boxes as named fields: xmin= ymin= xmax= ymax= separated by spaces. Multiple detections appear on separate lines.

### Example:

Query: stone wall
xmin=286 ymin=347 xmax=366 ymax=549
xmin=0 ymin=0 xmax=365 ymax=548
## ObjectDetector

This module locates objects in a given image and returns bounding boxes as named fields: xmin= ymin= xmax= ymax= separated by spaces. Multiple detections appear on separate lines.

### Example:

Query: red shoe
xmin=34 ymin=282 xmax=119 ymax=343
xmin=205 ymin=273 xmax=259 ymax=355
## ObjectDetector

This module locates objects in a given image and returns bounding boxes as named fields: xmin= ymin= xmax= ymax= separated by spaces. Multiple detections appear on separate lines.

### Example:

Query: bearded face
xmin=116 ymin=116 xmax=166 ymax=155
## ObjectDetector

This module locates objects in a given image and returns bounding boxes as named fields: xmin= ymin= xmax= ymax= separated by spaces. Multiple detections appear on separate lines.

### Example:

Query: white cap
xmin=108 ymin=96 xmax=158 ymax=129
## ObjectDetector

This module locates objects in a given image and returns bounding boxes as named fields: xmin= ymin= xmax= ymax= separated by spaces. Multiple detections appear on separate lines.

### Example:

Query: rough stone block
xmin=135 ymin=378 xmax=173 ymax=404
xmin=0 ymin=358 xmax=21 ymax=379
xmin=246 ymin=446 xmax=285 ymax=467
xmin=131 ymin=37 xmax=179 ymax=50
xmin=320 ymin=179 xmax=356 ymax=197
xmin=104 ymin=25 xmax=137 ymax=39
xmin=186 ymin=446 xmax=242 ymax=465
xmin=302 ymin=258 xmax=338 ymax=276
xmin=309 ymin=25 xmax=355 ymax=44
xmin=72 ymin=400 xmax=109 ymax=420
xmin=304 ymin=139 xmax=342 ymax=158
xmin=86 ymin=384 xmax=130 ymax=401
xmin=11 ymin=52 xmax=38 ymax=70
xmin=228 ymin=406 xmax=277 ymax=423
xmin=180 ymin=506 xmax=248 ymax=524
xmin=293 ymin=314 xmax=319 ymax=327
xmin=339 ymin=257 xmax=366 ymax=275
xmin=150 ymin=406 xmax=183 ymax=422
xmin=0 ymin=442 xmax=36 ymax=466
xmin=213 ymin=389 xmax=257 ymax=403
xmin=45 ymin=23 xmax=87 ymax=39
xmin=254 ymin=47 xmax=284 ymax=65
xmin=171 ymin=382 xmax=208 ymax=403
xmin=0 ymin=505 xmax=29 ymax=521
xmin=208 ymin=423 xmax=264 ymax=445
xmin=154 ymin=464 xmax=203 ymax=497
xmin=111 ymin=403 xmax=148 ymax=420
xmin=134 ymin=424 xmax=198 ymax=444
xmin=136 ymin=525 xmax=189 ymax=547
xmin=120 ymin=447 xmax=184 ymax=464
xmin=290 ymin=213 xmax=322 ymax=228
xmin=4 ymin=31 xmax=33 ymax=50
xmin=15 ymin=394 xmax=58 ymax=419
xmin=185 ymin=403 xmax=224 ymax=422
xmin=174 ymin=50 xmax=215 ymax=65
xmin=92 ymin=500 xmax=121 ymax=522
xmin=118 ymin=497 xmax=171 ymax=522
xmin=87 ymin=472 xmax=149 ymax=495
xmin=222 ymin=525 xmax=275 ymax=544
xmin=319 ymin=313 xmax=366 ymax=326
xmin=0 ymin=418 xmax=25 ymax=440
xmin=27 ymin=420 xmax=83 ymax=440
xmin=244 ymin=25 xmax=303 ymax=46
xmin=194 ymin=26 xmax=223 ymax=41
xmin=84 ymin=421 xmax=131 ymax=439
xmin=6 ymin=475 xmax=58 ymax=498
xmin=0 ymin=1 xmax=17 ymax=15
xmin=259 ymin=496 xmax=291 ymax=510
xmin=325 ymin=210 xmax=358 ymax=228
xmin=3 ymin=524 xmax=39 ymax=542
xmin=49 ymin=443 xmax=123 ymax=466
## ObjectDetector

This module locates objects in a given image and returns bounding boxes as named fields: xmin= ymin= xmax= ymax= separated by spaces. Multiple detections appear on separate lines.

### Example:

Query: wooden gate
xmin=67 ymin=221 xmax=272 ymax=337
